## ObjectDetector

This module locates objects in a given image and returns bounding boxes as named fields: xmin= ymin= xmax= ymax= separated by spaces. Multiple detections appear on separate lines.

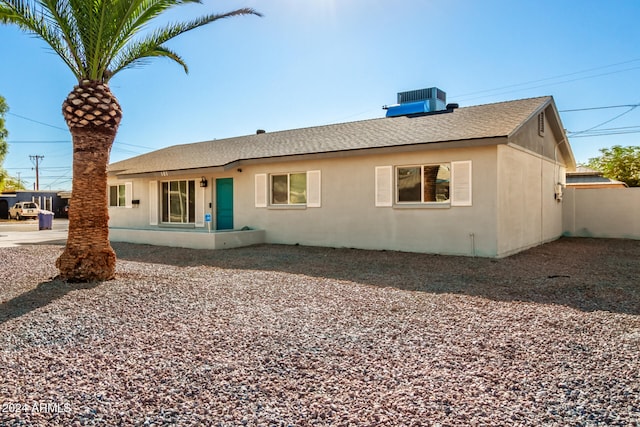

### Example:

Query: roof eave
xmin=545 ymin=98 xmax=577 ymax=170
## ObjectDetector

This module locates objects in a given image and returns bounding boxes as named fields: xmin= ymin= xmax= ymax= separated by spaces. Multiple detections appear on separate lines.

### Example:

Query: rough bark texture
xmin=56 ymin=80 xmax=122 ymax=281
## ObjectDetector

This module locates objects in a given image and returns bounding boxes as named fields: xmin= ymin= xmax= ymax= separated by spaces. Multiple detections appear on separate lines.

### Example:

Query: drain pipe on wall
xmin=469 ymin=233 xmax=476 ymax=257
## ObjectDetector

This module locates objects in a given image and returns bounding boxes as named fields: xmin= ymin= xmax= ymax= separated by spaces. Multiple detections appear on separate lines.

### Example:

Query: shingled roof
xmin=109 ymin=96 xmax=559 ymax=176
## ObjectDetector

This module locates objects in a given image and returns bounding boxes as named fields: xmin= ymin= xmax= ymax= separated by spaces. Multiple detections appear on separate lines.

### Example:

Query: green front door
xmin=216 ymin=178 xmax=234 ymax=230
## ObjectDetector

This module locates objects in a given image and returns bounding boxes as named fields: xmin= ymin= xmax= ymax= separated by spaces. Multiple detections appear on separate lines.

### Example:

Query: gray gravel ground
xmin=0 ymin=238 xmax=639 ymax=426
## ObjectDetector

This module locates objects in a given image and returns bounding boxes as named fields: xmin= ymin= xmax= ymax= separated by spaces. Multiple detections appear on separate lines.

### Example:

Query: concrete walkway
xmin=0 ymin=219 xmax=68 ymax=247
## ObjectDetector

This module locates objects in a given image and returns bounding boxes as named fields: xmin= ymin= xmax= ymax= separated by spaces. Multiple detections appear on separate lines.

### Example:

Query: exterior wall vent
xmin=385 ymin=87 xmax=447 ymax=117
xmin=537 ymin=112 xmax=545 ymax=136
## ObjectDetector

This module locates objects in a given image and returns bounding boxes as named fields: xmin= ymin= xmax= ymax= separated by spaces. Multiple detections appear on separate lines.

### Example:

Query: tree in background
xmin=2 ymin=176 xmax=26 ymax=191
xmin=587 ymin=145 xmax=640 ymax=187
xmin=0 ymin=95 xmax=25 ymax=191
xmin=0 ymin=1 xmax=260 ymax=281
xmin=0 ymin=95 xmax=9 ymax=192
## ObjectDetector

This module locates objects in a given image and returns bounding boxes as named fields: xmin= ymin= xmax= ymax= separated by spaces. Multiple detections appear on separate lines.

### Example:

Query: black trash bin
xmin=38 ymin=210 xmax=54 ymax=230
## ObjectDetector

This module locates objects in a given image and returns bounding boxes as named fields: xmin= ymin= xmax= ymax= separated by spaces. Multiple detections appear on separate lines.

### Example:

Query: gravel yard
xmin=1 ymin=237 xmax=639 ymax=426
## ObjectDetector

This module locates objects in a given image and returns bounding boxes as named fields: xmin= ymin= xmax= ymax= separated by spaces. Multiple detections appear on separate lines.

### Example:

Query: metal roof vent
xmin=384 ymin=87 xmax=447 ymax=117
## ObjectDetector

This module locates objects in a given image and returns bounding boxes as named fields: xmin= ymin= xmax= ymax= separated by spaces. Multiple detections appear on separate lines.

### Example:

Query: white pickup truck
xmin=9 ymin=202 xmax=40 ymax=220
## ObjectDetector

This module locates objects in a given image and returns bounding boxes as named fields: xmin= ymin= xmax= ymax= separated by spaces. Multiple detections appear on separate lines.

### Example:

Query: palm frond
xmin=99 ymin=0 xmax=196 ymax=79
xmin=1 ymin=0 xmax=261 ymax=82
xmin=40 ymin=0 xmax=87 ymax=77
xmin=108 ymin=8 xmax=261 ymax=77
xmin=0 ymin=0 xmax=83 ymax=78
xmin=111 ymin=42 xmax=188 ymax=76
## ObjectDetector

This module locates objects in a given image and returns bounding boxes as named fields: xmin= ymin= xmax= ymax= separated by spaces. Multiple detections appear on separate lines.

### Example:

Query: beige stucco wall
xmin=107 ymin=172 xmax=210 ymax=230
xmin=109 ymin=144 xmax=500 ymax=256
xmin=496 ymin=144 xmax=565 ymax=257
xmin=235 ymin=145 xmax=499 ymax=256
xmin=562 ymin=187 xmax=640 ymax=239
xmin=107 ymin=176 xmax=150 ymax=229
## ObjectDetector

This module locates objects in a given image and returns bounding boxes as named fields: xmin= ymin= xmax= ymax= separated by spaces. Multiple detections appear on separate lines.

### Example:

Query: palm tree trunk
xmin=423 ymin=165 xmax=441 ymax=202
xmin=56 ymin=80 xmax=122 ymax=281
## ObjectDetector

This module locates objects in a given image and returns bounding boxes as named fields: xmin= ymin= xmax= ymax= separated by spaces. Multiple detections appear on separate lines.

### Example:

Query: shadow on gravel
xmin=17 ymin=240 xmax=67 ymax=246
xmin=113 ymin=237 xmax=640 ymax=316
xmin=0 ymin=279 xmax=101 ymax=324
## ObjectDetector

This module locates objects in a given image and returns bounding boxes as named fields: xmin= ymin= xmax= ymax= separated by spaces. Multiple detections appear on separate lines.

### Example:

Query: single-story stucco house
xmin=107 ymin=89 xmax=576 ymax=257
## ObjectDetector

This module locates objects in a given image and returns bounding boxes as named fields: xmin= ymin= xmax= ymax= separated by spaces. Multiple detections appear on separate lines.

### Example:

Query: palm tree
xmin=0 ymin=1 xmax=261 ymax=281
xmin=0 ymin=94 xmax=9 ymax=191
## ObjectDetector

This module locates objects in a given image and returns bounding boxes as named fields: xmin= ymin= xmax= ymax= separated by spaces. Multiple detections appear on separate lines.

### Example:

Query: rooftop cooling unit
xmin=385 ymin=87 xmax=447 ymax=117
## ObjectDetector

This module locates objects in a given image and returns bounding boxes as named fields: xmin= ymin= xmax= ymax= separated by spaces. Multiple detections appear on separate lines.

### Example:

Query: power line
xmin=116 ymin=141 xmax=156 ymax=150
xmin=112 ymin=148 xmax=144 ymax=155
xmin=561 ymin=101 xmax=640 ymax=138
xmin=16 ymin=175 xmax=74 ymax=179
xmin=7 ymin=112 xmax=68 ymax=132
xmin=47 ymin=167 xmax=73 ymax=188
xmin=455 ymin=66 xmax=640 ymax=103
xmin=451 ymin=58 xmax=640 ymax=101
xmin=568 ymin=105 xmax=639 ymax=136
xmin=29 ymin=155 xmax=44 ymax=190
xmin=560 ymin=103 xmax=640 ymax=112
xmin=7 ymin=140 xmax=71 ymax=144
xmin=570 ymin=132 xmax=640 ymax=138
xmin=569 ymin=129 xmax=640 ymax=138
xmin=6 ymin=111 xmax=156 ymax=150
xmin=5 ymin=166 xmax=70 ymax=170
xmin=570 ymin=125 xmax=640 ymax=133
xmin=8 ymin=139 xmax=155 ymax=150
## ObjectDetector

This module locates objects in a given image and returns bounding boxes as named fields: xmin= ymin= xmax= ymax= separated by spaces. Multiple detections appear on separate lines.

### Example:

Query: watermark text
xmin=1 ymin=402 xmax=72 ymax=414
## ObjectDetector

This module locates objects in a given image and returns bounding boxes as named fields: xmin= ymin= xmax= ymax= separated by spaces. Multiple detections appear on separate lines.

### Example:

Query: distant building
xmin=0 ymin=190 xmax=70 ymax=219
xmin=566 ymin=166 xmax=627 ymax=189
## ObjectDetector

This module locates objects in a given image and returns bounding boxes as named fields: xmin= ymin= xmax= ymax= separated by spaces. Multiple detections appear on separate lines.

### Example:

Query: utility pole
xmin=30 ymin=155 xmax=44 ymax=190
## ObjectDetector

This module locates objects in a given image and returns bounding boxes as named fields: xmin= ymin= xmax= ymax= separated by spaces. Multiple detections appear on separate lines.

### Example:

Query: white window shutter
xmin=375 ymin=166 xmax=393 ymax=207
xmin=195 ymin=186 xmax=205 ymax=227
xmin=255 ymin=174 xmax=267 ymax=207
xmin=306 ymin=170 xmax=321 ymax=208
xmin=451 ymin=161 xmax=472 ymax=206
xmin=125 ymin=182 xmax=133 ymax=208
xmin=149 ymin=181 xmax=158 ymax=225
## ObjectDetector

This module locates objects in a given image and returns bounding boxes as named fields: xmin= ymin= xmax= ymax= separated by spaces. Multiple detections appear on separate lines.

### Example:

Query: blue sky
xmin=1 ymin=0 xmax=639 ymax=191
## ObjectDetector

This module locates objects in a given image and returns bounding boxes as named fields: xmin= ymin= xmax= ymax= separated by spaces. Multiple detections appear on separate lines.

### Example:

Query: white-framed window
xmin=255 ymin=170 xmax=321 ymax=208
xmin=375 ymin=161 xmax=472 ymax=207
xmin=161 ymin=180 xmax=195 ymax=223
xmin=396 ymin=163 xmax=451 ymax=204
xmin=110 ymin=184 xmax=126 ymax=207
xmin=109 ymin=182 xmax=132 ymax=208
xmin=271 ymin=172 xmax=307 ymax=205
